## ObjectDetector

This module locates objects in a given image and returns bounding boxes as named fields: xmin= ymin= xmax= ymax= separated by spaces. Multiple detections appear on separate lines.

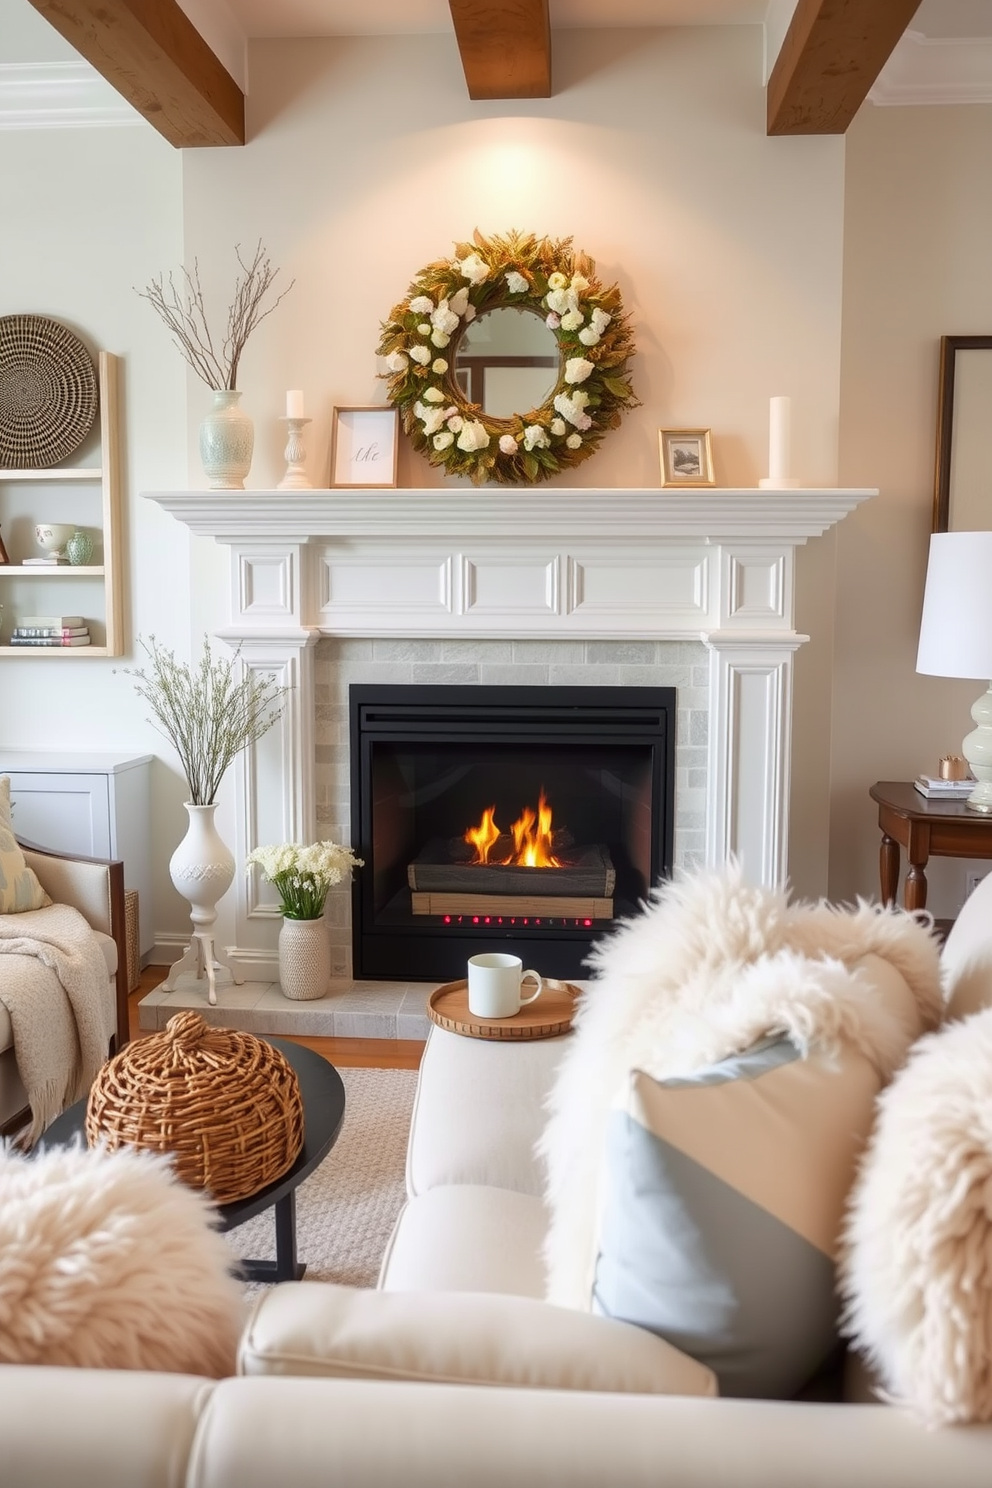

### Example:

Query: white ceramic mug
xmin=467 ymin=953 xmax=544 ymax=1020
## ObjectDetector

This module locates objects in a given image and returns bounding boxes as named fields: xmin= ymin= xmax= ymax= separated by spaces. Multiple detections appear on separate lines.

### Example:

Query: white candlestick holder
xmin=277 ymin=416 xmax=313 ymax=490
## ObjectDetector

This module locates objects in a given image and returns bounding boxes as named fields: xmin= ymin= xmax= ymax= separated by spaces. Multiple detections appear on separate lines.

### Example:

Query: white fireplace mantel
xmin=148 ymin=485 xmax=873 ymax=974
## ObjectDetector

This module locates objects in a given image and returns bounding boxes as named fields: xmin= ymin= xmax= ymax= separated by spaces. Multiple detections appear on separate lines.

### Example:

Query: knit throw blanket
xmin=537 ymin=864 xmax=946 ymax=1310
xmin=0 ymin=904 xmax=115 ymax=1146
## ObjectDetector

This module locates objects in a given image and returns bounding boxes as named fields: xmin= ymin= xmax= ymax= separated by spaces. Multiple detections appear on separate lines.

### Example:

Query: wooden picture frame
xmin=0 ymin=525 xmax=9 ymax=564
xmin=659 ymin=428 xmax=714 ymax=487
xmin=330 ymin=406 xmax=399 ymax=489
xmin=932 ymin=334 xmax=992 ymax=532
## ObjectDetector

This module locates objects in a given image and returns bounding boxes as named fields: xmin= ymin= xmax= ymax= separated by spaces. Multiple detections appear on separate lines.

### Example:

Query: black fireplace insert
xmin=350 ymin=684 xmax=676 ymax=981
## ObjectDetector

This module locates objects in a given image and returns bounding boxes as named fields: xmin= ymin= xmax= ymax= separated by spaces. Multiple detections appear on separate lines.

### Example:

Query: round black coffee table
xmin=41 ymin=1037 xmax=346 ymax=1284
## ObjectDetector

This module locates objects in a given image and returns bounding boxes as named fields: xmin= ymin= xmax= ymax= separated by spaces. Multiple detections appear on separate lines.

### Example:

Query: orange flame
xmin=464 ymin=791 xmax=562 ymax=868
xmin=464 ymin=805 xmax=501 ymax=864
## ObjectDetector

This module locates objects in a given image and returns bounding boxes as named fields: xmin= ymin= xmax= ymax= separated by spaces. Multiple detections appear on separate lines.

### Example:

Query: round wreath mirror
xmin=378 ymin=230 xmax=638 ymax=485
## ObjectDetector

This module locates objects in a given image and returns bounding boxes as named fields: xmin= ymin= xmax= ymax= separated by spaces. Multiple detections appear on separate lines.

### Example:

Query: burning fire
xmin=464 ymin=792 xmax=562 ymax=869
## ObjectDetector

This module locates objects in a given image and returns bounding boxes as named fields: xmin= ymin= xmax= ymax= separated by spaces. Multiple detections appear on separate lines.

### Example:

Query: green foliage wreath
xmin=377 ymin=229 xmax=638 ymax=485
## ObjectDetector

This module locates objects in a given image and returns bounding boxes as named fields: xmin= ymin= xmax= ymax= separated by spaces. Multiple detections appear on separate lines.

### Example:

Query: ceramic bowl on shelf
xmin=34 ymin=523 xmax=75 ymax=559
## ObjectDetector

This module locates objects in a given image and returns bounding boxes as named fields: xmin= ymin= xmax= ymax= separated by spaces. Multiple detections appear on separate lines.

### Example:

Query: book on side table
xmin=914 ymin=774 xmax=975 ymax=800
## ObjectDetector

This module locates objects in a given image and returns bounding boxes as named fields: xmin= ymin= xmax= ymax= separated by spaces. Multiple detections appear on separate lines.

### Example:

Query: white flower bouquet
xmin=245 ymin=840 xmax=363 ymax=921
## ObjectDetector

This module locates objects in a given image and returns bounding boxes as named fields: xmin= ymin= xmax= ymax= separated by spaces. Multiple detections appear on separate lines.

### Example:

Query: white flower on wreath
xmin=523 ymin=424 xmax=549 ymax=451
xmin=566 ymin=433 xmax=583 ymax=450
xmin=409 ymin=344 xmax=431 ymax=366
xmin=432 ymin=330 xmax=451 ymax=349
xmin=554 ymin=389 xmax=591 ymax=428
xmin=464 ymin=304 xmax=477 ymax=323
xmin=385 ymin=350 xmax=409 ymax=372
xmin=546 ymin=312 xmax=561 ymax=330
xmin=456 ymin=252 xmax=490 ymax=285
xmin=409 ymin=295 xmax=434 ymax=315
xmin=565 ymin=357 xmax=595 ymax=385
xmin=415 ymin=401 xmax=447 ymax=436
xmin=499 ymin=434 xmax=519 ymax=454
xmin=551 ymin=418 xmax=566 ymax=437
xmin=561 ymin=309 xmax=584 ymax=332
xmin=432 ymin=299 xmax=460 ymax=336
xmin=457 ymin=420 xmax=490 ymax=452
xmin=545 ymin=288 xmax=570 ymax=317
xmin=447 ymin=414 xmax=464 ymax=433
xmin=548 ymin=272 xmax=568 ymax=291
xmin=422 ymin=386 xmax=446 ymax=403
xmin=418 ymin=323 xmax=432 ymax=335
xmin=570 ymin=274 xmax=590 ymax=295
xmin=578 ymin=327 xmax=601 ymax=347
xmin=449 ymin=286 xmax=470 ymax=317
xmin=505 ymin=270 xmax=529 ymax=294
xmin=433 ymin=431 xmax=455 ymax=451
xmin=432 ymin=358 xmax=449 ymax=374
xmin=579 ymin=309 xmax=611 ymax=348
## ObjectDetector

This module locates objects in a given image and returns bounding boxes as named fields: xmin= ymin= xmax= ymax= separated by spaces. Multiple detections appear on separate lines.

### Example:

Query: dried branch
xmin=135 ymin=241 xmax=295 ymax=391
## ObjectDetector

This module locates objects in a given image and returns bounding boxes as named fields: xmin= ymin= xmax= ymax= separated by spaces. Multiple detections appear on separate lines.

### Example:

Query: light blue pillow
xmin=592 ymin=1033 xmax=882 ymax=1399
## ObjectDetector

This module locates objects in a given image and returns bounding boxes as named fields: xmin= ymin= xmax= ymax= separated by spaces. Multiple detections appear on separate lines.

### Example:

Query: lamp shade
xmin=916 ymin=531 xmax=992 ymax=680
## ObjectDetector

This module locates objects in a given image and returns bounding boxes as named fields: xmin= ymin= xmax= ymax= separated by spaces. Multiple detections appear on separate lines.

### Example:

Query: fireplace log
xmin=407 ymin=841 xmax=616 ymax=896
xmin=411 ymin=891 xmax=614 ymax=918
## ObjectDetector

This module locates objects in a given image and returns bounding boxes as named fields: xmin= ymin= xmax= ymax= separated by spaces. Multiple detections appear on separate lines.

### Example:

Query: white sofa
xmin=4 ymin=879 xmax=992 ymax=1486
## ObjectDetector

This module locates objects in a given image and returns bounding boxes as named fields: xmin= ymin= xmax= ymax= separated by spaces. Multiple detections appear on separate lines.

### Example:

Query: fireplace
xmin=350 ymin=684 xmax=675 ymax=980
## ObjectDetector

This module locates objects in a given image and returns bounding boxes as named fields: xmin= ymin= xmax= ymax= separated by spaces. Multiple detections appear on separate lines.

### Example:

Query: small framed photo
xmin=659 ymin=428 xmax=714 ymax=487
xmin=330 ymin=406 xmax=399 ymax=488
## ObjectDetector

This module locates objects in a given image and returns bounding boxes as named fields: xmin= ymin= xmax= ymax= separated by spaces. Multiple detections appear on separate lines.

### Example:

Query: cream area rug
xmin=226 ymin=1066 xmax=418 ymax=1290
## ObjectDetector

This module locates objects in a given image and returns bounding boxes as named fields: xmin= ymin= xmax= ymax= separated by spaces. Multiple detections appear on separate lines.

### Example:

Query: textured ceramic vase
xmin=278 ymin=916 xmax=330 ymax=1002
xmin=199 ymin=389 xmax=254 ymax=490
xmin=168 ymin=803 xmax=236 ymax=933
xmin=66 ymin=527 xmax=94 ymax=566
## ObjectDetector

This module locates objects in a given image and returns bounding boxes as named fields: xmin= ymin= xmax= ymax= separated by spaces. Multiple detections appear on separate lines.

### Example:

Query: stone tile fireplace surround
xmin=148 ymin=486 xmax=872 ymax=1016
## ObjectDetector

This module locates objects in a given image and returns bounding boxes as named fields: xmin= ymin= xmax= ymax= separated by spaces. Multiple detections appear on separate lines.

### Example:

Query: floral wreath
xmin=377 ymin=229 xmax=638 ymax=485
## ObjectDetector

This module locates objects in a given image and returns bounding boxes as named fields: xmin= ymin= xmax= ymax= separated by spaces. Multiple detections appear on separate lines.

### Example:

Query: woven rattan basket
xmin=85 ymin=1011 xmax=305 ymax=1204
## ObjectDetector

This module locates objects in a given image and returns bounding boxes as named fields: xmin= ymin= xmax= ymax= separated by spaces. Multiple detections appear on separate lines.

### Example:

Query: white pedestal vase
xmin=162 ymin=802 xmax=244 ymax=1005
xmin=278 ymin=916 xmax=330 ymax=1001
xmin=199 ymin=390 xmax=254 ymax=490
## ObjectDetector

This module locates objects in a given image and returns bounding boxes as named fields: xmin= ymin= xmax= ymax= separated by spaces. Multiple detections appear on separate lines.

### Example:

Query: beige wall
xmin=832 ymin=103 xmax=992 ymax=916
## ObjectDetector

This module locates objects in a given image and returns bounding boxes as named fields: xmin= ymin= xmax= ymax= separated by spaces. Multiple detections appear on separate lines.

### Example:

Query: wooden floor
xmin=129 ymin=967 xmax=426 ymax=1070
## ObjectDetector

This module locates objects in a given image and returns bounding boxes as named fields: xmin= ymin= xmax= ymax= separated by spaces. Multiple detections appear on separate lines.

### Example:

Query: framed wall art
xmin=659 ymin=428 xmax=714 ymax=487
xmin=932 ymin=334 xmax=992 ymax=532
xmin=330 ymin=406 xmax=399 ymax=489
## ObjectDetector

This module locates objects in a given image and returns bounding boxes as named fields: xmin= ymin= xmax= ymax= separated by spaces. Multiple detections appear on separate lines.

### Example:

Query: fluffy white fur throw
xmin=0 ymin=903 xmax=114 ymax=1145
xmin=538 ymin=865 xmax=943 ymax=1309
xmin=0 ymin=1141 xmax=245 ymax=1376
xmin=839 ymin=1007 xmax=992 ymax=1425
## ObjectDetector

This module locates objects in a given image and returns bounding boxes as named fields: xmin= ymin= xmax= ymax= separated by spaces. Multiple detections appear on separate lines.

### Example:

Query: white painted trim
xmin=870 ymin=30 xmax=992 ymax=107
xmin=0 ymin=62 xmax=145 ymax=130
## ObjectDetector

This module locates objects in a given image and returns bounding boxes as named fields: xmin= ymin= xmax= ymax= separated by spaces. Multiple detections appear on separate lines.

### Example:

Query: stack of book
xmin=9 ymin=615 xmax=91 ymax=647
xmin=914 ymin=773 xmax=975 ymax=800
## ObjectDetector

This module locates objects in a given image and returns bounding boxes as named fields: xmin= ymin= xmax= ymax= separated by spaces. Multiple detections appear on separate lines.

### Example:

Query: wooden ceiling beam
xmin=767 ymin=0 xmax=922 ymax=136
xmin=448 ymin=0 xmax=551 ymax=101
xmin=26 ymin=0 xmax=244 ymax=147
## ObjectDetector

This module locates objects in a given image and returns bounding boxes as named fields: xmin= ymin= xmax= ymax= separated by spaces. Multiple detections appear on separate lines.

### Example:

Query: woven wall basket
xmin=0 ymin=314 xmax=98 ymax=468
xmin=85 ymin=1011 xmax=305 ymax=1204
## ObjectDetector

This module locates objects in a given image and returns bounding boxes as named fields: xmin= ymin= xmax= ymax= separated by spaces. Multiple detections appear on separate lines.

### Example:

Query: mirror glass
xmin=453 ymin=307 xmax=559 ymax=419
xmin=944 ymin=346 xmax=992 ymax=531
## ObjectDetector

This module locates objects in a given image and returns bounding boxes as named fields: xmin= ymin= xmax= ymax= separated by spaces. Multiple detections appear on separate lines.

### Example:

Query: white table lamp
xmin=916 ymin=530 xmax=992 ymax=813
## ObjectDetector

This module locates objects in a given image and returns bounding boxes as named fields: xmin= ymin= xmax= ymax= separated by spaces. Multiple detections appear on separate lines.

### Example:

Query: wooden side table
xmin=869 ymin=781 xmax=992 ymax=910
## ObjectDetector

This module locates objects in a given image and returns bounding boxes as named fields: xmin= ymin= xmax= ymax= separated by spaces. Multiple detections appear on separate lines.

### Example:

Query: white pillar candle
xmin=286 ymin=389 xmax=305 ymax=419
xmin=768 ymin=395 xmax=790 ymax=484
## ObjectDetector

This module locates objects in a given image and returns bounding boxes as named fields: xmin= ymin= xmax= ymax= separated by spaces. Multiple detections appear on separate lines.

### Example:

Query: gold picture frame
xmin=330 ymin=405 xmax=399 ymax=489
xmin=659 ymin=428 xmax=714 ymax=487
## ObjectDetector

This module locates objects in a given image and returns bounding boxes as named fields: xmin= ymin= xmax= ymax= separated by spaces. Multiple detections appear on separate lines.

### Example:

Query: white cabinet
xmin=0 ymin=751 xmax=153 ymax=957
xmin=0 ymin=351 xmax=124 ymax=656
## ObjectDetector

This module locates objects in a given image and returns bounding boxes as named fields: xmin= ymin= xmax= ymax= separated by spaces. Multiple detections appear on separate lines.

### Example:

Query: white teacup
xmin=467 ymin=953 xmax=544 ymax=1020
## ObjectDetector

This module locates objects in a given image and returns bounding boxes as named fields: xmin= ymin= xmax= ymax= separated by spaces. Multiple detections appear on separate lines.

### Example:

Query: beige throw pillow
xmin=0 ymin=776 xmax=48 ymax=914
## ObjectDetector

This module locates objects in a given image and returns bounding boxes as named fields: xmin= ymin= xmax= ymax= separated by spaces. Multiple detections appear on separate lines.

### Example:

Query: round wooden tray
xmin=427 ymin=978 xmax=579 ymax=1041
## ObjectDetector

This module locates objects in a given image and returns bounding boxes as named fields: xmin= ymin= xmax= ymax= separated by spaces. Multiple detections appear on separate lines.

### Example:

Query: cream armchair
xmin=0 ymin=837 xmax=129 ymax=1136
